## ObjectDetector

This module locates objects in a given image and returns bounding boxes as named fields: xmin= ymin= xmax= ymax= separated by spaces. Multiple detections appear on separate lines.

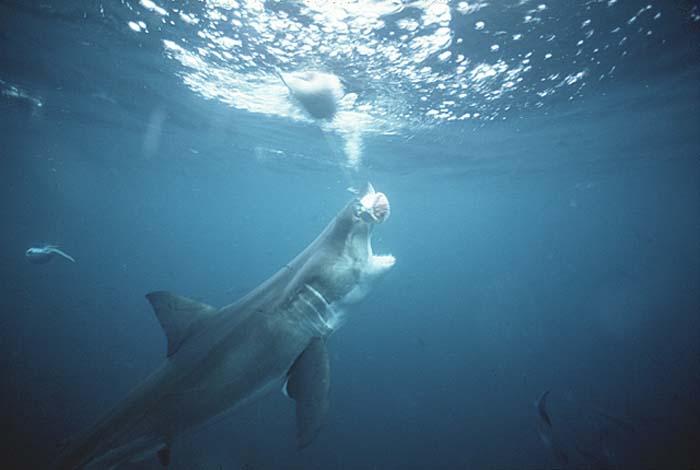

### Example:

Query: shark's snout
xmin=372 ymin=193 xmax=390 ymax=223
xmin=359 ymin=191 xmax=390 ymax=224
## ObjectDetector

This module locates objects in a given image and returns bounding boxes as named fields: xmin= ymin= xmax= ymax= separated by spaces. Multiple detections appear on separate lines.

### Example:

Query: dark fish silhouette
xmin=536 ymin=389 xmax=553 ymax=427
xmin=535 ymin=389 xmax=569 ymax=465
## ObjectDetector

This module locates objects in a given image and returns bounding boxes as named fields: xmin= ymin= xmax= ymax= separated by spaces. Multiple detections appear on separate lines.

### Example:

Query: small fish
xmin=536 ymin=389 xmax=553 ymax=427
xmin=25 ymin=245 xmax=75 ymax=264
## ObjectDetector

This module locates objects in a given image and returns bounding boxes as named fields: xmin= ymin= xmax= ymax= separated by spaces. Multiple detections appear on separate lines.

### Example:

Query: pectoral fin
xmin=286 ymin=337 xmax=330 ymax=449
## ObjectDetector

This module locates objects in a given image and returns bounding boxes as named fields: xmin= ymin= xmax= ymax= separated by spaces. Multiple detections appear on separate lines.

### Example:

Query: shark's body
xmin=55 ymin=187 xmax=394 ymax=469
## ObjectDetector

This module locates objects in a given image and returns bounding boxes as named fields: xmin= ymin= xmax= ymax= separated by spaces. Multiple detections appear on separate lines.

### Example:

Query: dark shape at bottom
xmin=157 ymin=446 xmax=170 ymax=467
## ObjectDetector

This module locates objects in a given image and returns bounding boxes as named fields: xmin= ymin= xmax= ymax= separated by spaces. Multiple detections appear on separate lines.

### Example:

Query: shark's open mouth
xmin=363 ymin=189 xmax=395 ymax=271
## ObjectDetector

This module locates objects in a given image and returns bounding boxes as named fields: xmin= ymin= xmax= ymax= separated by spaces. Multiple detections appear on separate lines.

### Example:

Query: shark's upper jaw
xmin=357 ymin=189 xmax=390 ymax=224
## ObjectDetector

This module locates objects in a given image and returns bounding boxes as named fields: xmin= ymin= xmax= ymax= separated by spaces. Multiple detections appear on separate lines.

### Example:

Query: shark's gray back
xmin=55 ymin=204 xmax=353 ymax=469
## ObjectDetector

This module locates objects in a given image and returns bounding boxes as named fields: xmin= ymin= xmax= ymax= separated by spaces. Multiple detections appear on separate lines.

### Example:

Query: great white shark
xmin=55 ymin=185 xmax=394 ymax=469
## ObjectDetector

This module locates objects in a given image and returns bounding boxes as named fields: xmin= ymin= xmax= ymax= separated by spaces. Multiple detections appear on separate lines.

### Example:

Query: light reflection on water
xmin=116 ymin=0 xmax=672 ymax=168
xmin=127 ymin=0 xmax=666 ymax=124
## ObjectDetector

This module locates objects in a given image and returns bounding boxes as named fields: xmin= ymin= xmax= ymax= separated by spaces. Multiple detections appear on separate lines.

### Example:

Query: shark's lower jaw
xmin=366 ymin=228 xmax=395 ymax=275
xmin=333 ymin=247 xmax=395 ymax=309
xmin=369 ymin=254 xmax=396 ymax=273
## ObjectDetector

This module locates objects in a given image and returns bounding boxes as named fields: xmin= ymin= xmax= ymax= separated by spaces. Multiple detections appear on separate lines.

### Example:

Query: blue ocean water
xmin=1 ymin=0 xmax=699 ymax=468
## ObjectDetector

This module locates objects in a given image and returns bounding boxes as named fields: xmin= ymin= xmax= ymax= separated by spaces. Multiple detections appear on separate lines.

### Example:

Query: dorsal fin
xmin=146 ymin=291 xmax=217 ymax=357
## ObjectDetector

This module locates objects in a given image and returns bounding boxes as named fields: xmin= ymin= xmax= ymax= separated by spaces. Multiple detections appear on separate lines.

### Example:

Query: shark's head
xmin=331 ymin=184 xmax=391 ymax=258
xmin=356 ymin=185 xmax=391 ymax=225
xmin=312 ymin=184 xmax=395 ymax=311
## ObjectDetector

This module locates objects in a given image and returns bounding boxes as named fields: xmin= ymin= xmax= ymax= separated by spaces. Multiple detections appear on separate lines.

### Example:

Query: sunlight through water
xmin=119 ymin=0 xmax=671 ymax=167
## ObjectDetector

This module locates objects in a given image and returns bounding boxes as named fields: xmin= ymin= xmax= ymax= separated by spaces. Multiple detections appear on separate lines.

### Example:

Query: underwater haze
xmin=1 ymin=0 xmax=699 ymax=468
